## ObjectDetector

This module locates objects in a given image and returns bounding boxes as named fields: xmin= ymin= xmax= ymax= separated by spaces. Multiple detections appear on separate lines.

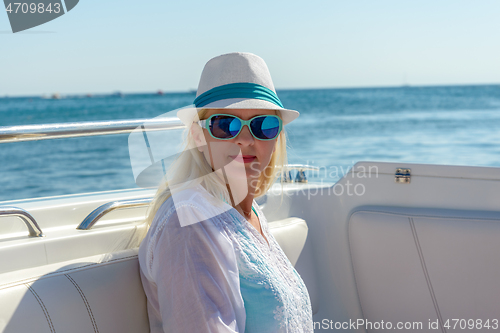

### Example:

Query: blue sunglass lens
xmin=251 ymin=116 xmax=281 ymax=139
xmin=210 ymin=116 xmax=241 ymax=139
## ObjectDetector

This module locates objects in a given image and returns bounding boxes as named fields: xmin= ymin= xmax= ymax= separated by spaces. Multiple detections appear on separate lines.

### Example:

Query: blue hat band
xmin=193 ymin=83 xmax=284 ymax=108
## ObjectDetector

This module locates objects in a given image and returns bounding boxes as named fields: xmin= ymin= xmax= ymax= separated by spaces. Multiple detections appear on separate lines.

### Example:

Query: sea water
xmin=1 ymin=85 xmax=499 ymax=202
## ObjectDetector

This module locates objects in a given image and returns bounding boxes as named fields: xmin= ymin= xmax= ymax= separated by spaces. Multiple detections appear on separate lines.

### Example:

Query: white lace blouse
xmin=138 ymin=185 xmax=313 ymax=333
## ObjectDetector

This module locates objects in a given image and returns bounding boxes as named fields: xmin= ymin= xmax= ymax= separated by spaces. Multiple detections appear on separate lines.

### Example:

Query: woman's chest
xmin=231 ymin=229 xmax=311 ymax=332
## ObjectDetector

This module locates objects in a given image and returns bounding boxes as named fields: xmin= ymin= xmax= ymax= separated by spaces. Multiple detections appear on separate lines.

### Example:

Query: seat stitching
xmin=65 ymin=274 xmax=99 ymax=333
xmin=26 ymin=283 xmax=56 ymax=333
xmin=352 ymin=209 xmax=500 ymax=222
xmin=0 ymin=255 xmax=138 ymax=289
xmin=409 ymin=217 xmax=447 ymax=333
xmin=347 ymin=215 xmax=367 ymax=329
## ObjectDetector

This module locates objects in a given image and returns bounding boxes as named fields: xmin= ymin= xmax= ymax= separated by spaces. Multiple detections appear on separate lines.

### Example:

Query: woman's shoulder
xmin=139 ymin=185 xmax=234 ymax=277
xmin=155 ymin=185 xmax=230 ymax=226
xmin=149 ymin=187 xmax=209 ymax=231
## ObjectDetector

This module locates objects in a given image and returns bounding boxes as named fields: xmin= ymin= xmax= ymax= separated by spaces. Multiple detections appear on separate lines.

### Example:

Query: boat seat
xmin=268 ymin=217 xmax=308 ymax=266
xmin=0 ymin=217 xmax=308 ymax=332
xmin=0 ymin=249 xmax=148 ymax=333
xmin=349 ymin=206 xmax=500 ymax=331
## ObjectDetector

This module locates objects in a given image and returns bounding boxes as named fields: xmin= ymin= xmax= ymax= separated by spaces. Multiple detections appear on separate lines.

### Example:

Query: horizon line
xmin=2 ymin=82 xmax=500 ymax=99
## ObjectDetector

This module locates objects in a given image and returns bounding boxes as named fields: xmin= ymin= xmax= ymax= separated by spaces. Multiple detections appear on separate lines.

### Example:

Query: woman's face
xmin=193 ymin=108 xmax=279 ymax=184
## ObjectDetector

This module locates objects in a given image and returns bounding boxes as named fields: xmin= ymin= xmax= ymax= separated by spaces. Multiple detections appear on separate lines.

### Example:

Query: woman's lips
xmin=230 ymin=155 xmax=256 ymax=163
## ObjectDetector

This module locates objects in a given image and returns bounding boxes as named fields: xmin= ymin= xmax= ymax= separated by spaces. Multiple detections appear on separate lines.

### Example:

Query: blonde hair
xmin=143 ymin=109 xmax=288 ymax=228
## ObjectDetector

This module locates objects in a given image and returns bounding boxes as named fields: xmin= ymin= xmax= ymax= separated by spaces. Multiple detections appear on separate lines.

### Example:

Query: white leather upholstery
xmin=268 ymin=217 xmax=308 ymax=266
xmin=349 ymin=207 xmax=500 ymax=332
xmin=0 ymin=217 xmax=309 ymax=332
xmin=0 ymin=249 xmax=149 ymax=333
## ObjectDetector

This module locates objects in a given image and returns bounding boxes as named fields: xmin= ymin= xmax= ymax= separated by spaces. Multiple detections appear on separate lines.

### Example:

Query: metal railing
xmin=0 ymin=206 xmax=44 ymax=237
xmin=0 ymin=117 xmax=185 ymax=143
xmin=77 ymin=197 xmax=153 ymax=230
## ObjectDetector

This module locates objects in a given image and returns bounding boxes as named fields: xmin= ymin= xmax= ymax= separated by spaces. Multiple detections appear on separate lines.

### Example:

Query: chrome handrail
xmin=0 ymin=206 xmax=44 ymax=237
xmin=0 ymin=117 xmax=185 ymax=143
xmin=77 ymin=197 xmax=153 ymax=230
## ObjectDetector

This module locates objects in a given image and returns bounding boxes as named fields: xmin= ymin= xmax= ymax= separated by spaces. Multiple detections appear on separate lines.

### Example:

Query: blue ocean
xmin=1 ymin=85 xmax=500 ymax=202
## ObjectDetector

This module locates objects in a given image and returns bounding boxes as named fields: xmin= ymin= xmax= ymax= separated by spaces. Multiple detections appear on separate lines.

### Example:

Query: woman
xmin=138 ymin=52 xmax=313 ymax=333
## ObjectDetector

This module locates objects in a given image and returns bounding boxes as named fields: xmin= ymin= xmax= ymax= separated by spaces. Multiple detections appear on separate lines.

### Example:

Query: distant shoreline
xmin=2 ymin=83 xmax=500 ymax=100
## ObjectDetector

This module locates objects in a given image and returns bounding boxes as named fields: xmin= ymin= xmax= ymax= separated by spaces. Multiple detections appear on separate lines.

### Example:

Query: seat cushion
xmin=268 ymin=217 xmax=308 ymax=266
xmin=349 ymin=208 xmax=500 ymax=331
xmin=0 ymin=249 xmax=149 ymax=333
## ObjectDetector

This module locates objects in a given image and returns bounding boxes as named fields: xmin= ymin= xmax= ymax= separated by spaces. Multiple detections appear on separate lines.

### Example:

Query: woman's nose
xmin=234 ymin=125 xmax=254 ymax=145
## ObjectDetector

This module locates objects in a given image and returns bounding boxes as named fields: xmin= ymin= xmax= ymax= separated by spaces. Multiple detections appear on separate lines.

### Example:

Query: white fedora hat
xmin=177 ymin=52 xmax=299 ymax=126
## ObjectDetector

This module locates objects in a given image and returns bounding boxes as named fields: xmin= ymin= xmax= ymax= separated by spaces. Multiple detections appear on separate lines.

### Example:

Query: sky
xmin=1 ymin=0 xmax=500 ymax=97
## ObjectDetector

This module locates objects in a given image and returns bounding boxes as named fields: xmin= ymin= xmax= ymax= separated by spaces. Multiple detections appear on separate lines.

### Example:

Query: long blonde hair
xmin=144 ymin=109 xmax=288 ymax=228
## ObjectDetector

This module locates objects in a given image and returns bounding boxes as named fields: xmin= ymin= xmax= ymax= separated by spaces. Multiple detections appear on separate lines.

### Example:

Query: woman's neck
xmin=226 ymin=183 xmax=255 ymax=218
xmin=236 ymin=195 xmax=255 ymax=217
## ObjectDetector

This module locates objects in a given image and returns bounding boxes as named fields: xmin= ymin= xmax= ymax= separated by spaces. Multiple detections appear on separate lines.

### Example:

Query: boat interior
xmin=1 ymin=120 xmax=500 ymax=332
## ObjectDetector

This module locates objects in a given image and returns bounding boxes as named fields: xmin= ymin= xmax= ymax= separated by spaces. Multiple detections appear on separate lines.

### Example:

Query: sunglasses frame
xmin=197 ymin=113 xmax=283 ymax=141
